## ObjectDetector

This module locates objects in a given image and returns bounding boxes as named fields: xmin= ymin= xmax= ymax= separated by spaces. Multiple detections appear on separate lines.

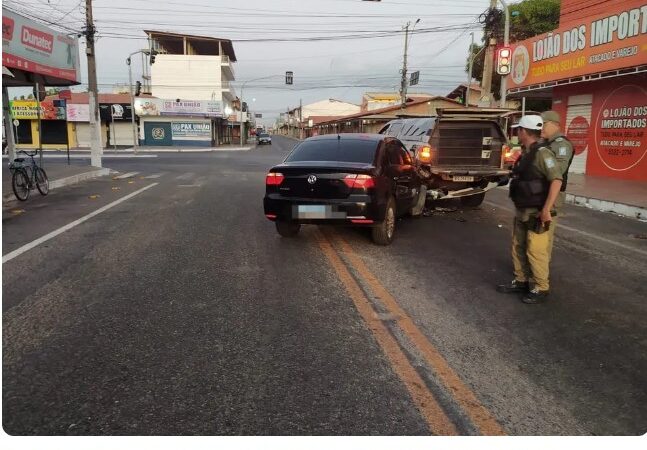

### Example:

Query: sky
xmin=4 ymin=0 xmax=490 ymax=126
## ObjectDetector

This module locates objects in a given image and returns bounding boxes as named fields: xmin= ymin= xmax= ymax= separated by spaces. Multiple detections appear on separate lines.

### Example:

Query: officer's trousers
xmin=511 ymin=216 xmax=557 ymax=291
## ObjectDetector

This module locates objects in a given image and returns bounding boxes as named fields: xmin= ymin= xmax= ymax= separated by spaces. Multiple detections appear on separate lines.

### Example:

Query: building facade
xmin=507 ymin=0 xmax=647 ymax=181
xmin=311 ymin=96 xmax=462 ymax=136
xmin=141 ymin=31 xmax=238 ymax=146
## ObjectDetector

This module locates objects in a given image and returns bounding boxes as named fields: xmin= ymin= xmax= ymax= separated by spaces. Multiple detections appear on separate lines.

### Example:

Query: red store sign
xmin=593 ymin=84 xmax=647 ymax=174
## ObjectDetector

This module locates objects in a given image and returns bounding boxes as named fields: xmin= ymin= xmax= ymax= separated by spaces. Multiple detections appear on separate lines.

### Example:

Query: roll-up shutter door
xmin=565 ymin=94 xmax=592 ymax=174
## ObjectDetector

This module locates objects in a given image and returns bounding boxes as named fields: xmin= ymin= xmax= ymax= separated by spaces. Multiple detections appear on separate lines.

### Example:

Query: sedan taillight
xmin=343 ymin=174 xmax=375 ymax=189
xmin=266 ymin=172 xmax=284 ymax=186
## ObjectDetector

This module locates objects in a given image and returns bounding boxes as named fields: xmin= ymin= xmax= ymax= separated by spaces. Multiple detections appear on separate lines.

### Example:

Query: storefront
xmin=135 ymin=98 xmax=226 ymax=146
xmin=507 ymin=0 xmax=647 ymax=181
xmin=64 ymin=94 xmax=135 ymax=148
xmin=8 ymin=99 xmax=73 ymax=149
xmin=2 ymin=7 xmax=80 ymax=159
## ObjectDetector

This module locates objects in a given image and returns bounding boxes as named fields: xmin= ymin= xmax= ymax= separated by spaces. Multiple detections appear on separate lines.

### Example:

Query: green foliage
xmin=467 ymin=0 xmax=560 ymax=101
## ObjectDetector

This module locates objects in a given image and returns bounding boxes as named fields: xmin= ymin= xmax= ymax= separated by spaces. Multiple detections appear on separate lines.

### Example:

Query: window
xmin=400 ymin=146 xmax=412 ymax=165
xmin=286 ymin=138 xmax=379 ymax=164
xmin=386 ymin=122 xmax=403 ymax=137
xmin=386 ymin=141 xmax=403 ymax=165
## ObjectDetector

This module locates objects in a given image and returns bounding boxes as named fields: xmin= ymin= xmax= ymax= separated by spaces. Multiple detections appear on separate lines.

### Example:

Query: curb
xmin=565 ymin=194 xmax=647 ymax=221
xmin=3 ymin=168 xmax=111 ymax=204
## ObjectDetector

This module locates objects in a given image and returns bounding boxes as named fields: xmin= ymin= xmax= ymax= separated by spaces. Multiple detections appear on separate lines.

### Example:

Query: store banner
xmin=509 ymin=0 xmax=647 ymax=89
xmin=66 ymin=104 xmax=90 ymax=122
xmin=100 ymin=103 xmax=132 ymax=121
xmin=171 ymin=122 xmax=212 ymax=140
xmin=9 ymin=99 xmax=66 ymax=120
xmin=1 ymin=8 xmax=80 ymax=83
xmin=591 ymin=83 xmax=647 ymax=176
xmin=134 ymin=98 xmax=223 ymax=117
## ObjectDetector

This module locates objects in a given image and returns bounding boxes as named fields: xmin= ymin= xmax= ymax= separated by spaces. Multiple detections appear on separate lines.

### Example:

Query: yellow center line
xmin=330 ymin=231 xmax=507 ymax=436
xmin=314 ymin=229 xmax=457 ymax=436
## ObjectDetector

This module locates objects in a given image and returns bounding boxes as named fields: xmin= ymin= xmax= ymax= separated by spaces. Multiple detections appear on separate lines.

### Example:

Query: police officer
xmin=497 ymin=115 xmax=563 ymax=304
xmin=541 ymin=111 xmax=574 ymax=259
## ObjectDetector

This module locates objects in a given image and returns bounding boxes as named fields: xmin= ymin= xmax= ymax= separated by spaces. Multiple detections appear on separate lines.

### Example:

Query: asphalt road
xmin=3 ymin=136 xmax=646 ymax=436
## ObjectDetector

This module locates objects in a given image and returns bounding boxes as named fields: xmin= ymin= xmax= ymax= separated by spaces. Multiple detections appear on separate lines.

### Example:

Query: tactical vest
xmin=509 ymin=143 xmax=549 ymax=209
xmin=548 ymin=135 xmax=575 ymax=192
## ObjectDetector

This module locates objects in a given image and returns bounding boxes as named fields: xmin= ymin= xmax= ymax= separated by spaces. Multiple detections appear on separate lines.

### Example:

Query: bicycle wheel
xmin=12 ymin=169 xmax=30 ymax=201
xmin=35 ymin=167 xmax=49 ymax=196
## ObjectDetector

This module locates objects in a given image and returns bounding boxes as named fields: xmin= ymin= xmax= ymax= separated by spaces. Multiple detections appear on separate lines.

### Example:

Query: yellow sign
xmin=9 ymin=100 xmax=39 ymax=120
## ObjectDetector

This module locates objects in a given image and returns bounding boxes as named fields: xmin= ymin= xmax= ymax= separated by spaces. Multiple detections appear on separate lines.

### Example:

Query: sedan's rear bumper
xmin=264 ymin=194 xmax=385 ymax=225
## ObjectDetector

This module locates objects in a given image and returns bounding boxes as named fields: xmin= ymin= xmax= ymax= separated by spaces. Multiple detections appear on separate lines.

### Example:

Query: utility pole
xmin=399 ymin=22 xmax=410 ymax=108
xmin=85 ymin=0 xmax=102 ymax=167
xmin=399 ymin=19 xmax=419 ymax=108
xmin=480 ymin=0 xmax=497 ymax=106
xmin=499 ymin=0 xmax=511 ymax=108
xmin=466 ymin=32 xmax=475 ymax=107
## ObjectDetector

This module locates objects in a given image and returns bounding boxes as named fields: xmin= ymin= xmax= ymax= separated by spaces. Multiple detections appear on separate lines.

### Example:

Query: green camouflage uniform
xmin=512 ymin=142 xmax=563 ymax=291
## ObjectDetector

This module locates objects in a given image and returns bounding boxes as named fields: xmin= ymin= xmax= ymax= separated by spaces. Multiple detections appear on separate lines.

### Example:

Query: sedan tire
xmin=276 ymin=221 xmax=301 ymax=237
xmin=371 ymin=197 xmax=396 ymax=245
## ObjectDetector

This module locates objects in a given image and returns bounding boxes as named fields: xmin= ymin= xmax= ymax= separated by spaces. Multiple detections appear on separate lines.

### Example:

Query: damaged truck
xmin=379 ymin=108 xmax=513 ymax=207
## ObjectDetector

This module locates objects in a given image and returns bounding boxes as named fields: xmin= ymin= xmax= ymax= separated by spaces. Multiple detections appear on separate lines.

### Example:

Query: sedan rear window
xmin=286 ymin=139 xmax=379 ymax=164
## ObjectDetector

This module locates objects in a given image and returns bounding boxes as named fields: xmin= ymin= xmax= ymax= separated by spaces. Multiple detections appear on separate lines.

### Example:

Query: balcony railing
xmin=221 ymin=55 xmax=236 ymax=79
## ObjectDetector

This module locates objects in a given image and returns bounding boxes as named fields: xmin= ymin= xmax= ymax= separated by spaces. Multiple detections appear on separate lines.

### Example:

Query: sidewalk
xmin=564 ymin=174 xmax=647 ymax=221
xmin=31 ymin=145 xmax=254 ymax=153
xmin=3 ymin=164 xmax=111 ymax=204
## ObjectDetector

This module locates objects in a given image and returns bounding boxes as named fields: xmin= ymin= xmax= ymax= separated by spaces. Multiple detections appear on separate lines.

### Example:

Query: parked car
xmin=379 ymin=110 xmax=511 ymax=207
xmin=257 ymin=133 xmax=272 ymax=145
xmin=264 ymin=134 xmax=425 ymax=245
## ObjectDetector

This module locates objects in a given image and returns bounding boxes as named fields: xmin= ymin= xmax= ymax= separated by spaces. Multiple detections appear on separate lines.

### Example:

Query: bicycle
xmin=9 ymin=150 xmax=49 ymax=201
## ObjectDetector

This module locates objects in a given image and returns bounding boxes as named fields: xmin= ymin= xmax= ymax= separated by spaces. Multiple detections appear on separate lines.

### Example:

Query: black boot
xmin=496 ymin=279 xmax=529 ymax=293
xmin=522 ymin=288 xmax=550 ymax=304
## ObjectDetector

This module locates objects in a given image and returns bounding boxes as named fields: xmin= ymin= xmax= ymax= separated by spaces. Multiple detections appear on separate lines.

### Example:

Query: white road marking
xmin=113 ymin=172 xmax=140 ymax=179
xmin=2 ymin=183 xmax=159 ymax=263
xmin=143 ymin=173 xmax=165 ymax=179
xmin=175 ymin=172 xmax=195 ymax=180
xmin=484 ymin=201 xmax=647 ymax=257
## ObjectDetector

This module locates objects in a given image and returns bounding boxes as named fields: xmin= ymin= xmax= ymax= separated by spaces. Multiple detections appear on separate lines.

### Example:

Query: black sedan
xmin=264 ymin=134 xmax=424 ymax=245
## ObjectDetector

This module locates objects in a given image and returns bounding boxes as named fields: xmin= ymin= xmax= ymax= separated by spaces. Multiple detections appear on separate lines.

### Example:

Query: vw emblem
xmin=307 ymin=175 xmax=317 ymax=185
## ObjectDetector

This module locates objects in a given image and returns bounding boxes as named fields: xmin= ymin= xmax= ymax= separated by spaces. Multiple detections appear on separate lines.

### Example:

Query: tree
xmin=467 ymin=0 xmax=560 ymax=104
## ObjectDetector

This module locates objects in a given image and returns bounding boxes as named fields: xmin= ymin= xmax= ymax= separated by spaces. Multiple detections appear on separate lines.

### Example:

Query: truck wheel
xmin=460 ymin=193 xmax=485 ymax=207
xmin=276 ymin=221 xmax=301 ymax=237
xmin=372 ymin=197 xmax=396 ymax=245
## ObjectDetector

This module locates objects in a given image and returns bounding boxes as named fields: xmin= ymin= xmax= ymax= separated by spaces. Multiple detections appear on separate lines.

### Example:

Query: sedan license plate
xmin=452 ymin=176 xmax=474 ymax=182
xmin=295 ymin=205 xmax=346 ymax=219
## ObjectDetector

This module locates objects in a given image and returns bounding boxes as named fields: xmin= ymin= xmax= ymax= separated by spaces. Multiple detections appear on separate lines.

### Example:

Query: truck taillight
xmin=266 ymin=172 xmax=284 ymax=186
xmin=418 ymin=145 xmax=433 ymax=164
xmin=503 ymin=144 xmax=512 ymax=158
xmin=343 ymin=174 xmax=375 ymax=189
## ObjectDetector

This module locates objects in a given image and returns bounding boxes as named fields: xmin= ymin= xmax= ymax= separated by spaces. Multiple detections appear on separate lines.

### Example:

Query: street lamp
xmin=127 ymin=49 xmax=157 ymax=152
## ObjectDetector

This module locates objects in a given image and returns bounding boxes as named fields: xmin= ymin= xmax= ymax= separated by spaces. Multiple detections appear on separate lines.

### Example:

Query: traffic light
xmin=150 ymin=54 xmax=156 ymax=64
xmin=135 ymin=81 xmax=142 ymax=96
xmin=496 ymin=47 xmax=511 ymax=75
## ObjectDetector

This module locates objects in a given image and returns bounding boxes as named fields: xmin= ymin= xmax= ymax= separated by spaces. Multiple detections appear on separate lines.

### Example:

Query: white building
xmin=140 ymin=30 xmax=240 ymax=146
